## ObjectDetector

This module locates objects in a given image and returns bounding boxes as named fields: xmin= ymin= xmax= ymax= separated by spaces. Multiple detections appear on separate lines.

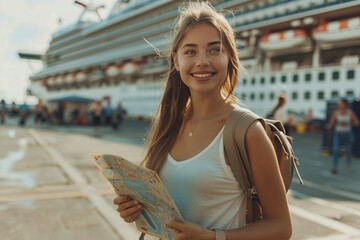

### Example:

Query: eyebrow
xmin=181 ymin=41 xmax=221 ymax=49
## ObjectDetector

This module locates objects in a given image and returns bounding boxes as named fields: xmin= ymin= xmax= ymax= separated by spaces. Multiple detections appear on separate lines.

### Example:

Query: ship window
xmin=251 ymin=78 xmax=256 ymax=85
xmin=304 ymin=91 xmax=311 ymax=100
xmin=346 ymin=90 xmax=354 ymax=96
xmin=305 ymin=73 xmax=312 ymax=82
xmin=242 ymin=78 xmax=247 ymax=85
xmin=281 ymin=75 xmax=287 ymax=83
xmin=250 ymin=93 xmax=255 ymax=100
xmin=259 ymin=92 xmax=265 ymax=100
xmin=241 ymin=93 xmax=247 ymax=100
xmin=269 ymin=92 xmax=275 ymax=100
xmin=331 ymin=90 xmax=339 ymax=97
xmin=270 ymin=76 xmax=276 ymax=84
xmin=291 ymin=92 xmax=298 ymax=100
xmin=332 ymin=71 xmax=339 ymax=80
xmin=293 ymin=74 xmax=299 ymax=83
xmin=318 ymin=72 xmax=325 ymax=81
xmin=260 ymin=77 xmax=265 ymax=85
xmin=347 ymin=70 xmax=355 ymax=80
xmin=317 ymin=91 xmax=325 ymax=100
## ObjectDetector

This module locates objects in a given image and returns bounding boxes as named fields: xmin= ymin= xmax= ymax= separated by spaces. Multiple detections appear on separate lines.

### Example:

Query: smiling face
xmin=172 ymin=23 xmax=230 ymax=96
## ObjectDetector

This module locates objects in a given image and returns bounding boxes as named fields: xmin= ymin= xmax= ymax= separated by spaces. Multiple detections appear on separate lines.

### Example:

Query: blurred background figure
xmin=10 ymin=101 xmax=18 ymax=117
xmin=41 ymin=103 xmax=50 ymax=126
xmin=34 ymin=99 xmax=44 ymax=126
xmin=103 ymin=98 xmax=113 ymax=127
xmin=0 ymin=99 xmax=6 ymax=124
xmin=92 ymin=100 xmax=102 ymax=134
xmin=306 ymin=108 xmax=314 ymax=133
xmin=18 ymin=101 xmax=29 ymax=126
xmin=329 ymin=98 xmax=359 ymax=174
xmin=112 ymin=102 xmax=127 ymax=130
xmin=270 ymin=93 xmax=294 ymax=135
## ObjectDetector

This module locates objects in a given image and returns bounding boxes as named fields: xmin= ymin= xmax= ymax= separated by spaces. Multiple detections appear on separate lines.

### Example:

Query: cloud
xmin=0 ymin=0 xmax=115 ymax=103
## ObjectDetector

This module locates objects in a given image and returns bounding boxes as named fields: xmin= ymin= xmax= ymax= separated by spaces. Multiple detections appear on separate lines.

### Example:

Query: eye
xmin=210 ymin=47 xmax=221 ymax=53
xmin=184 ymin=49 xmax=196 ymax=55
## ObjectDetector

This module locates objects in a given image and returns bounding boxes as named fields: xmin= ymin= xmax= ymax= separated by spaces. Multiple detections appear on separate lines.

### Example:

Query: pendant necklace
xmin=188 ymin=118 xmax=198 ymax=137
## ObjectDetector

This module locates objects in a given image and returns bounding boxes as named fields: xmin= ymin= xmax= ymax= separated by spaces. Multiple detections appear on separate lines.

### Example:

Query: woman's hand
xmin=113 ymin=195 xmax=143 ymax=223
xmin=167 ymin=220 xmax=214 ymax=240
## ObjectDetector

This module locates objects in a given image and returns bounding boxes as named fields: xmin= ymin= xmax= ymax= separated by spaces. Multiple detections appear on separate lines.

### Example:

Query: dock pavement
xmin=0 ymin=118 xmax=360 ymax=240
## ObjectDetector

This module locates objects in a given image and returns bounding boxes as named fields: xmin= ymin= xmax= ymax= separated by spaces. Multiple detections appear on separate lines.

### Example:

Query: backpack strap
xmin=224 ymin=108 xmax=260 ymax=187
xmin=224 ymin=108 xmax=263 ymax=223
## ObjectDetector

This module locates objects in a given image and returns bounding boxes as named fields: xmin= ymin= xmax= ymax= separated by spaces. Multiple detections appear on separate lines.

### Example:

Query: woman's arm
xmin=223 ymin=121 xmax=292 ymax=240
xmin=329 ymin=111 xmax=338 ymax=127
xmin=350 ymin=110 xmax=359 ymax=126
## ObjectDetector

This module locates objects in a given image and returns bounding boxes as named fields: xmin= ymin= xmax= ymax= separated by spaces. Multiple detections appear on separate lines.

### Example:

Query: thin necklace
xmin=188 ymin=117 xmax=198 ymax=137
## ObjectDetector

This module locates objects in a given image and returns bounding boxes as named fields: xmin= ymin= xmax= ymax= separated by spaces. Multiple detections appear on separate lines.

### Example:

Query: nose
xmin=196 ymin=51 xmax=209 ymax=67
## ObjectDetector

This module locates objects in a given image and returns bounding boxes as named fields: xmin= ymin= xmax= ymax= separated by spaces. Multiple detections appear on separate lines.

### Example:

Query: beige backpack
xmin=224 ymin=108 xmax=303 ymax=224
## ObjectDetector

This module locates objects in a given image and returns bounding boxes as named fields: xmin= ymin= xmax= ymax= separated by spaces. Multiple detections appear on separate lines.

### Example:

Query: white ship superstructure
xmin=29 ymin=0 xmax=360 ymax=122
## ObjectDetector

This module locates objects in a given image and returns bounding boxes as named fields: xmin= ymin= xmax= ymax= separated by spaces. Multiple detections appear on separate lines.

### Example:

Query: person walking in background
xmin=10 ymin=101 xmax=18 ymax=117
xmin=329 ymin=98 xmax=359 ymax=174
xmin=41 ymin=103 xmax=49 ymax=125
xmin=0 ymin=99 xmax=6 ymax=124
xmin=18 ymin=101 xmax=29 ymax=126
xmin=103 ymin=99 xmax=113 ymax=127
xmin=34 ymin=99 xmax=44 ymax=126
xmin=306 ymin=108 xmax=314 ymax=133
xmin=92 ymin=100 xmax=102 ymax=134
xmin=113 ymin=2 xmax=292 ymax=239
xmin=112 ymin=102 xmax=127 ymax=129
xmin=271 ymin=93 xmax=294 ymax=135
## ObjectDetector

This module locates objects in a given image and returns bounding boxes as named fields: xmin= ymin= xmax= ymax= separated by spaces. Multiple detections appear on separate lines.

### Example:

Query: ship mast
xmin=75 ymin=0 xmax=105 ymax=22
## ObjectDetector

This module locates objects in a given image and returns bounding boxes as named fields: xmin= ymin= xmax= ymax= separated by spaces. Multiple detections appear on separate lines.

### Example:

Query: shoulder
xmin=227 ymin=105 xmax=266 ymax=144
xmin=245 ymin=120 xmax=267 ymax=144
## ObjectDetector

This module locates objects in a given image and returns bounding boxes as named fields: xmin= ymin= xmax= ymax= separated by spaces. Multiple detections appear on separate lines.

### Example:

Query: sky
xmin=0 ymin=0 xmax=116 ymax=105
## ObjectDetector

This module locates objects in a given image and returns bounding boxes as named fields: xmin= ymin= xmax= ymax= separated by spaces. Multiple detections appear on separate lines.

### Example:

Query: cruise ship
xmin=27 ymin=0 xmax=360 ymax=123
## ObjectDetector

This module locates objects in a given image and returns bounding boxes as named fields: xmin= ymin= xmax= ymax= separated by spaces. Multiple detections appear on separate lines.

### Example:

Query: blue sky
xmin=0 ymin=0 xmax=115 ymax=104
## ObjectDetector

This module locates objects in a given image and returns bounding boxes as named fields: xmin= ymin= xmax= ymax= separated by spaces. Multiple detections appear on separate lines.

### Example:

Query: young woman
xmin=270 ymin=94 xmax=293 ymax=135
xmin=113 ymin=2 xmax=292 ymax=239
xmin=329 ymin=98 xmax=359 ymax=174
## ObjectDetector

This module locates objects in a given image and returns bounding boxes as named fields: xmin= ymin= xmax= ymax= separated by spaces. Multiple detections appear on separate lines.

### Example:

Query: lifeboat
xmin=106 ymin=64 xmax=123 ymax=77
xmin=46 ymin=76 xmax=56 ymax=87
xmin=65 ymin=73 xmax=76 ymax=84
xmin=259 ymin=29 xmax=309 ymax=51
xmin=313 ymin=17 xmax=360 ymax=42
xmin=75 ymin=71 xmax=87 ymax=82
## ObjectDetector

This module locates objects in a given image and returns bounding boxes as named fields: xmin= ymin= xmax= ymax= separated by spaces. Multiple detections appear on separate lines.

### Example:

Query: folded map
xmin=90 ymin=154 xmax=183 ymax=240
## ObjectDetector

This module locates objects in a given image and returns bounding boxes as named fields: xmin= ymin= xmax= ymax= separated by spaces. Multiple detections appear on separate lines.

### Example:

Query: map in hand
xmin=90 ymin=154 xmax=183 ymax=240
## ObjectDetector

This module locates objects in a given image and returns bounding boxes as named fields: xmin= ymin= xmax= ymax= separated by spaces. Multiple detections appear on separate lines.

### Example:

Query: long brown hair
xmin=143 ymin=1 xmax=241 ymax=172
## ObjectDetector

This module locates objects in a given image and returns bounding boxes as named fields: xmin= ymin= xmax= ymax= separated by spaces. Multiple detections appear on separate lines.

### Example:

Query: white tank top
xmin=159 ymin=126 xmax=246 ymax=230
xmin=336 ymin=110 xmax=352 ymax=132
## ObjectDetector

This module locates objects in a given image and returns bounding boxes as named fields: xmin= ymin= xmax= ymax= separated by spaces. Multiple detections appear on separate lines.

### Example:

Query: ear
xmin=172 ymin=52 xmax=180 ymax=71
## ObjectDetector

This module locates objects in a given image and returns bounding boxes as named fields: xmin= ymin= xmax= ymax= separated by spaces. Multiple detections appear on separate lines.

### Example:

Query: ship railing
xmin=233 ymin=0 xmax=356 ymax=29
xmin=48 ymin=21 xmax=172 ymax=62
xmin=49 ymin=7 xmax=177 ymax=51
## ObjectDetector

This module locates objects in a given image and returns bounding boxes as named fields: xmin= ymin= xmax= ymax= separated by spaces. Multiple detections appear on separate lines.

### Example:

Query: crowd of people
xmin=0 ymin=99 xmax=31 ymax=126
xmin=91 ymin=99 xmax=127 ymax=134
xmin=0 ymin=98 xmax=127 ymax=131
